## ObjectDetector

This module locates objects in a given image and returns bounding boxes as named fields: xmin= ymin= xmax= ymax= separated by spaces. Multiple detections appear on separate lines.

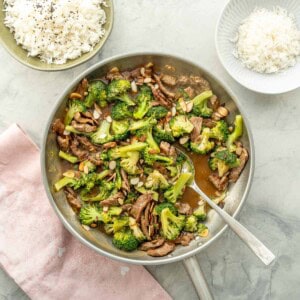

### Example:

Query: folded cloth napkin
xmin=0 ymin=124 xmax=171 ymax=300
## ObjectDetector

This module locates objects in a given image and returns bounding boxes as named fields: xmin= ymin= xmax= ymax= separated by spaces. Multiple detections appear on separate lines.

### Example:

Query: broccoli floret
xmin=208 ymin=149 xmax=240 ymax=177
xmin=129 ymin=117 xmax=157 ymax=132
xmin=170 ymin=115 xmax=194 ymax=137
xmin=109 ymin=142 xmax=147 ymax=159
xmin=133 ymin=85 xmax=152 ymax=119
xmin=90 ymin=120 xmax=114 ymax=144
xmin=129 ymin=217 xmax=146 ymax=242
xmin=85 ymin=81 xmax=107 ymax=108
xmin=64 ymin=125 xmax=92 ymax=136
xmin=146 ymin=106 xmax=168 ymax=119
xmin=64 ymin=100 xmax=86 ymax=125
xmin=154 ymin=202 xmax=177 ymax=216
xmin=145 ymin=127 xmax=160 ymax=153
xmin=190 ymin=128 xmax=215 ymax=155
xmin=164 ymin=173 xmax=192 ymax=203
xmin=184 ymin=215 xmax=198 ymax=232
xmin=112 ymin=119 xmax=129 ymax=141
xmin=176 ymin=152 xmax=187 ymax=165
xmin=79 ymin=160 xmax=96 ymax=173
xmin=145 ymin=170 xmax=169 ymax=190
xmin=111 ymin=102 xmax=133 ymax=120
xmin=120 ymin=151 xmax=140 ymax=175
xmin=227 ymin=115 xmax=243 ymax=151
xmin=104 ymin=216 xmax=129 ymax=234
xmin=125 ymin=191 xmax=139 ymax=203
xmin=193 ymin=204 xmax=207 ymax=221
xmin=191 ymin=90 xmax=213 ymax=117
xmin=160 ymin=208 xmax=185 ymax=240
xmin=143 ymin=147 xmax=174 ymax=165
xmin=58 ymin=150 xmax=78 ymax=163
xmin=197 ymin=223 xmax=209 ymax=237
xmin=112 ymin=229 xmax=139 ymax=251
xmin=166 ymin=166 xmax=179 ymax=177
xmin=134 ymin=187 xmax=159 ymax=201
xmin=107 ymin=79 xmax=135 ymax=106
xmin=79 ymin=204 xmax=103 ymax=225
xmin=210 ymin=120 xmax=229 ymax=142
xmin=115 ymin=163 xmax=122 ymax=190
xmin=153 ymin=124 xmax=175 ymax=144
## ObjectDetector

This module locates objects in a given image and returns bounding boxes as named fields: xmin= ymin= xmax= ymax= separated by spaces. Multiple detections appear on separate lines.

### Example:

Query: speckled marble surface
xmin=0 ymin=1 xmax=300 ymax=299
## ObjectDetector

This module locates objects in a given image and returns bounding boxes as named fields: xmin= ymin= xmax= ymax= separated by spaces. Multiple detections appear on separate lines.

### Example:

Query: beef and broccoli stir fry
xmin=52 ymin=63 xmax=249 ymax=257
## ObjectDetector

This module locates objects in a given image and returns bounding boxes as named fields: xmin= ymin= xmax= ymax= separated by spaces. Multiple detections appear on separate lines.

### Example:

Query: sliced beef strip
xmin=229 ymin=148 xmax=249 ymax=183
xmin=153 ymin=162 xmax=168 ymax=176
xmin=147 ymin=242 xmax=175 ymax=257
xmin=52 ymin=119 xmax=65 ymax=136
xmin=74 ymin=112 xmax=95 ymax=125
xmin=76 ymin=135 xmax=97 ymax=152
xmin=190 ymin=116 xmax=203 ymax=142
xmin=121 ymin=204 xmax=132 ymax=213
xmin=100 ymin=192 xmax=125 ymax=207
xmin=139 ymin=238 xmax=165 ymax=251
xmin=161 ymin=74 xmax=177 ymax=86
xmin=121 ymin=169 xmax=130 ymax=192
xmin=130 ymin=193 xmax=152 ymax=222
xmin=209 ymin=173 xmax=229 ymax=191
xmin=141 ymin=215 xmax=151 ymax=240
xmin=148 ymin=83 xmax=170 ymax=107
xmin=75 ymin=78 xmax=88 ymax=97
xmin=57 ymin=135 xmax=70 ymax=151
xmin=88 ymin=154 xmax=103 ymax=166
xmin=148 ymin=224 xmax=155 ymax=239
xmin=174 ymin=233 xmax=194 ymax=246
xmin=175 ymin=202 xmax=192 ymax=215
xmin=71 ymin=121 xmax=97 ymax=133
xmin=202 ymin=118 xmax=216 ymax=128
xmin=106 ymin=67 xmax=123 ymax=81
xmin=70 ymin=138 xmax=89 ymax=161
xmin=210 ymin=95 xmax=220 ymax=111
xmin=184 ymin=86 xmax=195 ymax=99
xmin=130 ymin=67 xmax=141 ymax=79
xmin=64 ymin=187 xmax=81 ymax=213
xmin=103 ymin=142 xmax=117 ymax=149
xmin=153 ymin=74 xmax=175 ymax=98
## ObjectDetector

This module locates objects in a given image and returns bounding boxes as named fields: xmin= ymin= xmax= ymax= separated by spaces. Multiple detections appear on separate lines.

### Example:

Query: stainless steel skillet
xmin=41 ymin=53 xmax=255 ymax=299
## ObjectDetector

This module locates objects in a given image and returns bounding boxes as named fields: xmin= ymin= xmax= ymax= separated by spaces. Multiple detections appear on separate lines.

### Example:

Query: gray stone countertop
xmin=0 ymin=1 xmax=300 ymax=299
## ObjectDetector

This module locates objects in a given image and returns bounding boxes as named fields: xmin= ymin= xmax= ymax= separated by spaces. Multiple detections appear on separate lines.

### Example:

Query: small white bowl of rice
xmin=216 ymin=0 xmax=300 ymax=94
xmin=0 ymin=0 xmax=113 ymax=71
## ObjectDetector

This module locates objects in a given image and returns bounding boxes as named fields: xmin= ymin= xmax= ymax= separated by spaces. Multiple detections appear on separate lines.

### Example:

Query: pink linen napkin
xmin=0 ymin=124 xmax=171 ymax=300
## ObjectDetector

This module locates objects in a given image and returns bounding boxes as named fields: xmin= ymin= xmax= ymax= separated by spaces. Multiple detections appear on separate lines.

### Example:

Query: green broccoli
xmin=170 ymin=115 xmax=194 ymax=137
xmin=111 ymin=119 xmax=129 ymax=141
xmin=226 ymin=115 xmax=243 ymax=151
xmin=115 ymin=163 xmax=122 ymax=190
xmin=134 ymin=187 xmax=159 ymax=201
xmin=193 ymin=204 xmax=207 ymax=221
xmin=145 ymin=127 xmax=160 ymax=153
xmin=160 ymin=208 xmax=185 ymax=240
xmin=190 ymin=128 xmax=215 ymax=155
xmin=129 ymin=117 xmax=157 ymax=132
xmin=79 ymin=204 xmax=103 ymax=225
xmin=197 ymin=223 xmax=209 ymax=237
xmin=109 ymin=142 xmax=147 ymax=159
xmin=112 ymin=229 xmax=139 ymax=251
xmin=191 ymin=90 xmax=213 ymax=117
xmin=111 ymin=102 xmax=133 ymax=120
xmin=164 ymin=173 xmax=192 ymax=203
xmin=64 ymin=125 xmax=93 ymax=136
xmin=58 ymin=150 xmax=78 ymax=163
xmin=107 ymin=79 xmax=135 ymax=106
xmin=154 ymin=202 xmax=177 ymax=216
xmin=153 ymin=124 xmax=175 ymax=144
xmin=166 ymin=166 xmax=179 ymax=177
xmin=210 ymin=120 xmax=229 ymax=142
xmin=184 ymin=215 xmax=198 ymax=232
xmin=90 ymin=120 xmax=114 ymax=145
xmin=79 ymin=160 xmax=96 ymax=173
xmin=129 ymin=217 xmax=146 ymax=242
xmin=133 ymin=85 xmax=152 ymax=119
xmin=143 ymin=147 xmax=174 ymax=165
xmin=145 ymin=170 xmax=169 ymax=190
xmin=146 ymin=106 xmax=168 ymax=119
xmin=120 ymin=151 xmax=140 ymax=175
xmin=64 ymin=100 xmax=86 ymax=125
xmin=104 ymin=216 xmax=129 ymax=234
xmin=84 ymin=81 xmax=107 ymax=108
xmin=80 ymin=180 xmax=116 ymax=202
xmin=125 ymin=191 xmax=139 ymax=203
xmin=208 ymin=149 xmax=240 ymax=177
xmin=176 ymin=152 xmax=187 ymax=165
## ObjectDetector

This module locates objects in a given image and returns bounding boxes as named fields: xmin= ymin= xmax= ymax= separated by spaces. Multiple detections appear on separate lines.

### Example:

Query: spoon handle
xmin=192 ymin=184 xmax=275 ymax=266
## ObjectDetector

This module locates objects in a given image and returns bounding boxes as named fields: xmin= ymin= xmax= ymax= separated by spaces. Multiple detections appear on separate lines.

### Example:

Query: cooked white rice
xmin=4 ymin=0 xmax=107 ymax=64
xmin=232 ymin=7 xmax=300 ymax=73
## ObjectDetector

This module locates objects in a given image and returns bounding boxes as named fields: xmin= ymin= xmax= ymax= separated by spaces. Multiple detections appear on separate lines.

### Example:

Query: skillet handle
xmin=183 ymin=256 xmax=214 ymax=300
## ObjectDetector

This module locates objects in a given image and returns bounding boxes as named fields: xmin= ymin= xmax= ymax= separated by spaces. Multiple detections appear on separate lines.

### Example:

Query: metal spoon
xmin=177 ymin=148 xmax=275 ymax=266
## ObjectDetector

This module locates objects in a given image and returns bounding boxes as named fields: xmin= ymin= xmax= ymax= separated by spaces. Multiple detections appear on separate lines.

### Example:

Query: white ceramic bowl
xmin=215 ymin=0 xmax=300 ymax=94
